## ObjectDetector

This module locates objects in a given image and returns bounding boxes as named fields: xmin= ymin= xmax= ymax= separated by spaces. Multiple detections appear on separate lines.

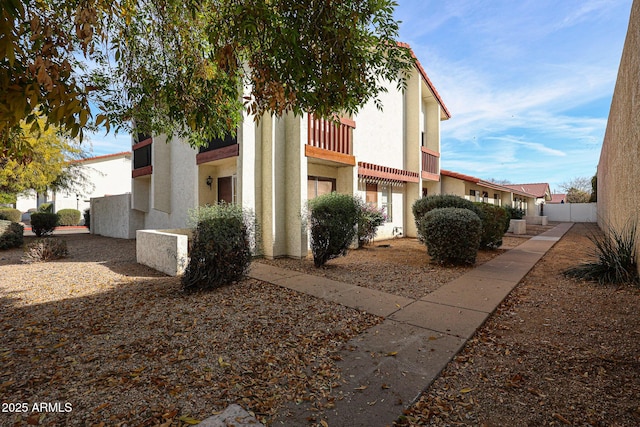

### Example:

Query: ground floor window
xmin=307 ymin=176 xmax=336 ymax=199
xmin=381 ymin=184 xmax=392 ymax=222
xmin=366 ymin=183 xmax=378 ymax=204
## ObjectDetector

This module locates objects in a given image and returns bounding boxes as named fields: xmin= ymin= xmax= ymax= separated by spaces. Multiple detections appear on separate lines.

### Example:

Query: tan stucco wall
xmin=598 ymin=0 xmax=640 ymax=275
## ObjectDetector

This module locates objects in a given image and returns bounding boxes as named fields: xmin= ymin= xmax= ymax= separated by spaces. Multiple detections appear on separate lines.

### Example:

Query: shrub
xmin=0 ymin=208 xmax=21 ymax=223
xmin=357 ymin=200 xmax=386 ymax=247
xmin=474 ymin=203 xmax=509 ymax=249
xmin=22 ymin=238 xmax=68 ymax=263
xmin=418 ymin=207 xmax=482 ymax=265
xmin=504 ymin=205 xmax=525 ymax=220
xmin=182 ymin=203 xmax=254 ymax=291
xmin=30 ymin=212 xmax=58 ymax=237
xmin=564 ymin=220 xmax=638 ymax=286
xmin=83 ymin=208 xmax=90 ymax=230
xmin=412 ymin=194 xmax=480 ymax=241
xmin=57 ymin=209 xmax=81 ymax=226
xmin=308 ymin=192 xmax=360 ymax=267
xmin=0 ymin=221 xmax=24 ymax=250
xmin=38 ymin=203 xmax=54 ymax=213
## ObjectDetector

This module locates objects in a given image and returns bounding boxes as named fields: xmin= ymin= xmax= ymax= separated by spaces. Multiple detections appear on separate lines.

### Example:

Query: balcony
xmin=306 ymin=115 xmax=356 ymax=166
xmin=421 ymin=147 xmax=440 ymax=181
xmin=196 ymin=134 xmax=239 ymax=165
xmin=132 ymin=136 xmax=152 ymax=178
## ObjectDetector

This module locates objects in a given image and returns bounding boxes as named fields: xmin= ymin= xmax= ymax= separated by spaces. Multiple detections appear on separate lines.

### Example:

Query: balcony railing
xmin=132 ymin=136 xmax=152 ymax=178
xmin=421 ymin=147 xmax=439 ymax=180
xmin=198 ymin=133 xmax=238 ymax=153
xmin=306 ymin=115 xmax=356 ymax=165
xmin=196 ymin=133 xmax=239 ymax=165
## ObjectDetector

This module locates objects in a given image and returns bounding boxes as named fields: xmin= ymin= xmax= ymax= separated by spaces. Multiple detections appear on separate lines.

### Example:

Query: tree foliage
xmin=0 ymin=119 xmax=86 ymax=197
xmin=2 ymin=0 xmax=413 ymax=152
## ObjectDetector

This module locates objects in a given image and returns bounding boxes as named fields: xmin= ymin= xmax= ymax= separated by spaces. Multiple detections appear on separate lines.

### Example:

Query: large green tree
xmin=0 ymin=119 xmax=86 ymax=199
xmin=2 ymin=0 xmax=413 ymax=154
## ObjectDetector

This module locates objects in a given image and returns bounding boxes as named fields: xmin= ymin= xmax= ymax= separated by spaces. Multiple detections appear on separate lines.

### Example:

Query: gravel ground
xmin=0 ymin=234 xmax=380 ymax=426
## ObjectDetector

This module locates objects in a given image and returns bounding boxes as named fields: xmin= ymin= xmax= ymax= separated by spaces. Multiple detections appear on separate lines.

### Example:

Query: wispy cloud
xmin=396 ymin=0 xmax=631 ymax=189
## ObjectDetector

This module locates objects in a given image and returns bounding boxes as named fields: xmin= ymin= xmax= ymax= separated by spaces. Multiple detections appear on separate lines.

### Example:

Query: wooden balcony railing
xmin=306 ymin=115 xmax=356 ymax=166
xmin=196 ymin=133 xmax=239 ymax=165
xmin=421 ymin=146 xmax=440 ymax=181
xmin=132 ymin=136 xmax=152 ymax=178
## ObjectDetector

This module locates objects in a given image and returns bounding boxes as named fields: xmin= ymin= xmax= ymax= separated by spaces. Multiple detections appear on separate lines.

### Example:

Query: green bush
xmin=308 ymin=192 xmax=360 ymax=267
xmin=565 ymin=220 xmax=638 ymax=286
xmin=412 ymin=194 xmax=480 ymax=241
xmin=22 ymin=238 xmax=68 ymax=263
xmin=38 ymin=203 xmax=54 ymax=213
xmin=504 ymin=205 xmax=525 ymax=220
xmin=182 ymin=203 xmax=254 ymax=291
xmin=83 ymin=208 xmax=90 ymax=230
xmin=419 ymin=207 xmax=482 ymax=265
xmin=474 ymin=203 xmax=509 ymax=249
xmin=357 ymin=200 xmax=386 ymax=247
xmin=57 ymin=209 xmax=81 ymax=226
xmin=30 ymin=212 xmax=58 ymax=237
xmin=0 ymin=208 xmax=21 ymax=223
xmin=0 ymin=221 xmax=24 ymax=250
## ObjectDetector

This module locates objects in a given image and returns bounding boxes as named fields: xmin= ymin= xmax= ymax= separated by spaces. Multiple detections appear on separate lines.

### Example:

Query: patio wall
xmin=91 ymin=193 xmax=144 ymax=239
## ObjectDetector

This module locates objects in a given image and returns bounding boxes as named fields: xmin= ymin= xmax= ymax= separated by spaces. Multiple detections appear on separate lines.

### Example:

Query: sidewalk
xmin=250 ymin=222 xmax=573 ymax=426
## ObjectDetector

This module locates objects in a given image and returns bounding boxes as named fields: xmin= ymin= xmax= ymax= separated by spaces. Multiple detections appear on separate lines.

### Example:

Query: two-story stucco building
xmin=128 ymin=44 xmax=451 ymax=258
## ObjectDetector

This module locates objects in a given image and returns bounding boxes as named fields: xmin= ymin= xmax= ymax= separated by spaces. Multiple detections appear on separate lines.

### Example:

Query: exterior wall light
xmin=206 ymin=176 xmax=213 ymax=189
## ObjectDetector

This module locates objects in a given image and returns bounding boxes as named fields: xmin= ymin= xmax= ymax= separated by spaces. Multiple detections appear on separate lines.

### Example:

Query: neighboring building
xmin=130 ymin=44 xmax=450 ymax=258
xmin=440 ymin=170 xmax=537 ymax=214
xmin=16 ymin=152 xmax=132 ymax=215
xmin=549 ymin=194 xmax=566 ymax=204
xmin=598 ymin=0 xmax=640 ymax=274
xmin=503 ymin=183 xmax=552 ymax=215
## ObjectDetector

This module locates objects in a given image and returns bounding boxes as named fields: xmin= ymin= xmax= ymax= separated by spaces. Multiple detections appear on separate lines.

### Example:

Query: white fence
xmin=544 ymin=203 xmax=597 ymax=222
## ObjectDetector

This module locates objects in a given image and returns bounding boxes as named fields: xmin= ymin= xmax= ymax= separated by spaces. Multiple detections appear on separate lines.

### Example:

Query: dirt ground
xmin=2 ymin=223 xmax=639 ymax=426
xmin=396 ymin=222 xmax=640 ymax=426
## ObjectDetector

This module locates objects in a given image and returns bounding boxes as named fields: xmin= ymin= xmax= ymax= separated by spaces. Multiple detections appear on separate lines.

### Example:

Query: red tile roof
xmin=440 ymin=169 xmax=536 ymax=197
xmin=71 ymin=151 xmax=131 ymax=165
xmin=549 ymin=193 xmax=567 ymax=203
xmin=504 ymin=183 xmax=551 ymax=199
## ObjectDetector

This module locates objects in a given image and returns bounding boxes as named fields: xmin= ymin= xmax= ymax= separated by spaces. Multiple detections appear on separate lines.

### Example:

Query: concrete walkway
xmin=250 ymin=222 xmax=573 ymax=427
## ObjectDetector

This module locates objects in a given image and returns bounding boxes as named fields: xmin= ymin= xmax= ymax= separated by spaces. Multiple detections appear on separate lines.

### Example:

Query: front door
xmin=218 ymin=176 xmax=233 ymax=203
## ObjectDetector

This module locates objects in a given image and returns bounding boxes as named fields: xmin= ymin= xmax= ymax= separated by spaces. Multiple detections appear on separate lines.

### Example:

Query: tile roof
xmin=549 ymin=193 xmax=567 ymax=203
xmin=440 ymin=169 xmax=536 ymax=197
xmin=504 ymin=183 xmax=551 ymax=199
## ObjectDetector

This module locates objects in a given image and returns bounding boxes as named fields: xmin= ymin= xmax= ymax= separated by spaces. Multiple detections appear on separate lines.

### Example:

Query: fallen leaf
xmin=460 ymin=387 xmax=473 ymax=394
xmin=386 ymin=351 xmax=398 ymax=357
xmin=553 ymin=413 xmax=571 ymax=425
xmin=320 ymin=420 xmax=329 ymax=427
xmin=179 ymin=415 xmax=201 ymax=425
xmin=354 ymin=385 xmax=368 ymax=390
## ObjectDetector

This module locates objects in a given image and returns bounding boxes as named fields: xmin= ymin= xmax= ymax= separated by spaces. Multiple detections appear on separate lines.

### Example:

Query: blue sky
xmin=88 ymin=0 xmax=632 ymax=192
xmin=395 ymin=0 xmax=633 ymax=191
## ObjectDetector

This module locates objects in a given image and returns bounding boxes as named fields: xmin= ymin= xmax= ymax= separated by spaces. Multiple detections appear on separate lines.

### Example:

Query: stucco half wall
xmin=90 ymin=194 xmax=144 ymax=239
xmin=598 ymin=0 xmax=640 ymax=275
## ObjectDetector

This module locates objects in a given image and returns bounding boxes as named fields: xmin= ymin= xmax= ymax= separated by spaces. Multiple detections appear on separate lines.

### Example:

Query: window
xmin=307 ymin=176 xmax=336 ymax=199
xmin=469 ymin=189 xmax=476 ymax=197
xmin=381 ymin=184 xmax=392 ymax=222
xmin=482 ymin=191 xmax=489 ymax=202
xmin=366 ymin=183 xmax=378 ymax=204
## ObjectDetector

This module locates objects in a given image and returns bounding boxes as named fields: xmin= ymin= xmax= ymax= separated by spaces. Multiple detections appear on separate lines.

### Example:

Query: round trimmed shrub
xmin=182 ymin=203 xmax=254 ymax=291
xmin=0 ymin=221 xmax=24 ymax=250
xmin=0 ymin=208 xmax=21 ymax=223
xmin=412 ymin=194 xmax=481 ymax=241
xmin=57 ymin=209 xmax=81 ymax=226
xmin=308 ymin=192 xmax=359 ymax=267
xmin=30 ymin=212 xmax=58 ymax=237
xmin=474 ymin=203 xmax=509 ymax=249
xmin=419 ymin=207 xmax=482 ymax=265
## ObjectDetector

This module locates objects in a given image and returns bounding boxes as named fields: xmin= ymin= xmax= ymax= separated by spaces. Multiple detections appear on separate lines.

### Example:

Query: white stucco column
xmin=404 ymin=68 xmax=422 ymax=238
xmin=283 ymin=112 xmax=308 ymax=258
